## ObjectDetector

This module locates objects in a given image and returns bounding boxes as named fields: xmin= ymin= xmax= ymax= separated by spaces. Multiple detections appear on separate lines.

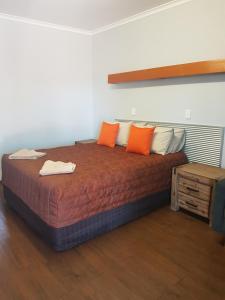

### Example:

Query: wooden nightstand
xmin=171 ymin=163 xmax=225 ymax=222
xmin=75 ymin=139 xmax=96 ymax=145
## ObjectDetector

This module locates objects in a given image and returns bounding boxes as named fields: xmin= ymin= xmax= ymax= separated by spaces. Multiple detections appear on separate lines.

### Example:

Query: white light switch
xmin=185 ymin=109 xmax=191 ymax=120
xmin=131 ymin=107 xmax=137 ymax=116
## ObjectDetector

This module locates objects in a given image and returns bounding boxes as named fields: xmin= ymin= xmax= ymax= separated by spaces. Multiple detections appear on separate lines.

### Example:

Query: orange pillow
xmin=97 ymin=122 xmax=119 ymax=148
xmin=126 ymin=125 xmax=155 ymax=155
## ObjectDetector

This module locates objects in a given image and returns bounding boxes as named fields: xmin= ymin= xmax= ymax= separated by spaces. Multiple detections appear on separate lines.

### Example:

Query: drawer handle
xmin=186 ymin=187 xmax=199 ymax=193
xmin=186 ymin=201 xmax=198 ymax=208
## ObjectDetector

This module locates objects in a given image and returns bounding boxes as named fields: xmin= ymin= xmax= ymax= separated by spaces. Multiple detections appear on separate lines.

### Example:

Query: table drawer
xmin=178 ymin=177 xmax=211 ymax=202
xmin=178 ymin=192 xmax=209 ymax=218
xmin=178 ymin=170 xmax=214 ymax=186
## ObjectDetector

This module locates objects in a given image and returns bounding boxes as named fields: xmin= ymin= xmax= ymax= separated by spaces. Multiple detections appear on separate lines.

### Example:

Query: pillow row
xmin=97 ymin=122 xmax=155 ymax=155
xmin=126 ymin=122 xmax=185 ymax=155
xmin=97 ymin=121 xmax=185 ymax=156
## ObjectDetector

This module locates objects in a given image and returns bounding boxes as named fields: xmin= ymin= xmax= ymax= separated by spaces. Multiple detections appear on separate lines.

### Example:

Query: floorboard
xmin=0 ymin=185 xmax=224 ymax=300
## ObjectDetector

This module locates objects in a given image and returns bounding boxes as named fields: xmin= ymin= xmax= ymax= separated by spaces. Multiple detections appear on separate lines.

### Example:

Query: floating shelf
xmin=108 ymin=59 xmax=225 ymax=84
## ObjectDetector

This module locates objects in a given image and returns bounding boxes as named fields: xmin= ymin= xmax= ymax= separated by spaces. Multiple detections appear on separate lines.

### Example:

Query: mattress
xmin=2 ymin=143 xmax=187 ymax=229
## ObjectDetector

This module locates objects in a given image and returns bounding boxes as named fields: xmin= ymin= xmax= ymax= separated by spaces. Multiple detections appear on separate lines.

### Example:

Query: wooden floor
xmin=0 ymin=186 xmax=225 ymax=300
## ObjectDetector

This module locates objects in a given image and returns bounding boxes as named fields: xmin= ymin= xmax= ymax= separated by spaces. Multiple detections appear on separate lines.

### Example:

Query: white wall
xmin=0 ymin=18 xmax=93 ymax=177
xmin=1 ymin=0 xmax=225 ymax=176
xmin=92 ymin=0 xmax=225 ymax=165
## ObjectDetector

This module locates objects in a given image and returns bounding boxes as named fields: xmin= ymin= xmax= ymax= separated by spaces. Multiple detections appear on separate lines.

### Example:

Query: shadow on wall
xmin=109 ymin=73 xmax=225 ymax=89
xmin=0 ymin=127 xmax=75 ymax=155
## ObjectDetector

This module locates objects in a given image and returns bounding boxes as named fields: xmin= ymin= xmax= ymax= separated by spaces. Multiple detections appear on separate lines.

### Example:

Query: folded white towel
xmin=39 ymin=160 xmax=76 ymax=176
xmin=9 ymin=148 xmax=46 ymax=160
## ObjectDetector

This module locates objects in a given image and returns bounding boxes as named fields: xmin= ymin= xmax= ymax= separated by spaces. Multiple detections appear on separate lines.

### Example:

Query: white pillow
xmin=116 ymin=122 xmax=132 ymax=146
xmin=177 ymin=131 xmax=185 ymax=152
xmin=167 ymin=128 xmax=185 ymax=153
xmin=151 ymin=127 xmax=174 ymax=155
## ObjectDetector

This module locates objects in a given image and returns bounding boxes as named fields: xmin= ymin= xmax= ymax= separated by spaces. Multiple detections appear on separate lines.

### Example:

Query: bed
xmin=2 ymin=143 xmax=187 ymax=251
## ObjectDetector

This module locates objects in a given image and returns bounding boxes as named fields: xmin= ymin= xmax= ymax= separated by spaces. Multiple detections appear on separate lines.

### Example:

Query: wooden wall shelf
xmin=108 ymin=59 xmax=225 ymax=84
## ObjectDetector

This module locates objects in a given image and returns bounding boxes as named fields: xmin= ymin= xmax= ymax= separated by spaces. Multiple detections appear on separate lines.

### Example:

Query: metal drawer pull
xmin=186 ymin=187 xmax=199 ymax=193
xmin=186 ymin=201 xmax=198 ymax=208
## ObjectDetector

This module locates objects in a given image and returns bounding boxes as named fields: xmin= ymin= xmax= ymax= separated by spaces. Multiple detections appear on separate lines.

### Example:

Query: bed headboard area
xmin=117 ymin=120 xmax=224 ymax=167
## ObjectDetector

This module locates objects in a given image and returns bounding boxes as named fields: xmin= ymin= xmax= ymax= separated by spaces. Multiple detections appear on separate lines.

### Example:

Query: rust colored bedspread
xmin=2 ymin=144 xmax=187 ymax=228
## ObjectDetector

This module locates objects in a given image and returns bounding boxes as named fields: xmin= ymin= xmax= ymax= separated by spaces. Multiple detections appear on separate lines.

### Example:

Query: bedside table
xmin=75 ymin=139 xmax=96 ymax=145
xmin=171 ymin=163 xmax=225 ymax=222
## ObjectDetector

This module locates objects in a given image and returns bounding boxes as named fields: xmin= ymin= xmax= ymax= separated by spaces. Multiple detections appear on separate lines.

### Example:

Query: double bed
xmin=2 ymin=142 xmax=187 ymax=251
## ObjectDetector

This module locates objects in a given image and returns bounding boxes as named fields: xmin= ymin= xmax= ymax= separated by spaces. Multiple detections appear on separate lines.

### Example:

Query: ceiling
xmin=0 ymin=0 xmax=172 ymax=31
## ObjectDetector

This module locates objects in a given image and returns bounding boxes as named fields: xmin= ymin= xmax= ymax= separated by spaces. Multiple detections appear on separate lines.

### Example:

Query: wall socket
xmin=131 ymin=107 xmax=137 ymax=116
xmin=185 ymin=109 xmax=191 ymax=120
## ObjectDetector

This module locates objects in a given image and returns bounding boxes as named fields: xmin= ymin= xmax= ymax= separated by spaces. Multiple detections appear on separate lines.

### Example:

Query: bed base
xmin=3 ymin=185 xmax=170 ymax=251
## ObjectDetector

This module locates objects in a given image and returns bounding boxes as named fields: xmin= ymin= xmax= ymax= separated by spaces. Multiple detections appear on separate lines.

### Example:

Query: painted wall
xmin=0 ymin=18 xmax=93 ymax=177
xmin=92 ymin=0 xmax=225 ymax=165
xmin=1 ymin=0 xmax=225 ymax=178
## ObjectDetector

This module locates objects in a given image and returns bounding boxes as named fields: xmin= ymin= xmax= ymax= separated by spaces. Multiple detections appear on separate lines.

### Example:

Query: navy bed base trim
xmin=3 ymin=186 xmax=170 ymax=251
